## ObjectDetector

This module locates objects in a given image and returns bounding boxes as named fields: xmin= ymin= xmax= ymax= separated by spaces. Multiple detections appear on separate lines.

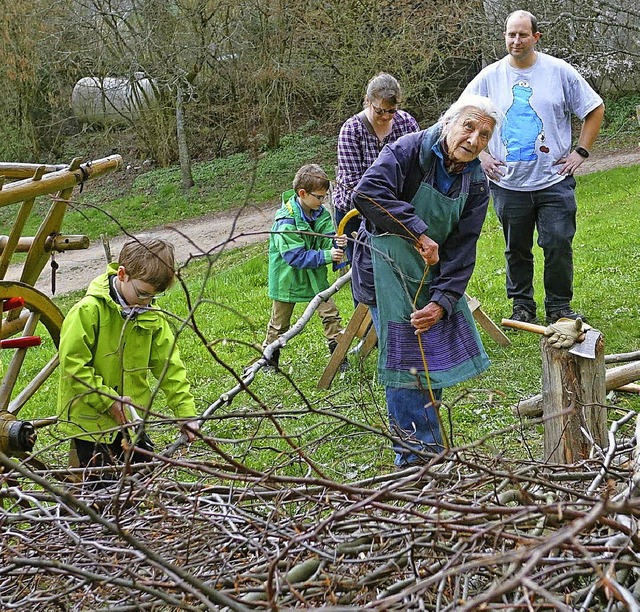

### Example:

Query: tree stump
xmin=541 ymin=334 xmax=607 ymax=464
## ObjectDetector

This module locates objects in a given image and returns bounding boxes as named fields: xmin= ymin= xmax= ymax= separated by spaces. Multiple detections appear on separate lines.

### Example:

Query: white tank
xmin=71 ymin=72 xmax=157 ymax=124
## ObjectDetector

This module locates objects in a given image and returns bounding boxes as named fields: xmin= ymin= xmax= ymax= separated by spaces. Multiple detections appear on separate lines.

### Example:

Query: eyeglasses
xmin=308 ymin=192 xmax=328 ymax=203
xmin=371 ymin=104 xmax=398 ymax=116
xmin=130 ymin=279 xmax=162 ymax=301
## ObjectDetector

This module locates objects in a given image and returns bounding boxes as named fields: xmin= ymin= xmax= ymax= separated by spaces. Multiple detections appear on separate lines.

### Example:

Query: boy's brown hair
xmin=292 ymin=163 xmax=329 ymax=194
xmin=119 ymin=238 xmax=176 ymax=292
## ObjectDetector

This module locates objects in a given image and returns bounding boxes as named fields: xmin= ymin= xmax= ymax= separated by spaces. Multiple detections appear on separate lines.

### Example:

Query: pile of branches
xmin=1 ymin=409 xmax=640 ymax=611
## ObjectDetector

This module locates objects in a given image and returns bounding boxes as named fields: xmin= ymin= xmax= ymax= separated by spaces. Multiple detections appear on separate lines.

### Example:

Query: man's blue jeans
xmin=491 ymin=176 xmax=577 ymax=314
xmin=386 ymin=387 xmax=444 ymax=467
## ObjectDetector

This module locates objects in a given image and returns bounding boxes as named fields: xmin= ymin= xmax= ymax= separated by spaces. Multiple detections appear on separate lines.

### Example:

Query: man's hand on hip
xmin=554 ymin=151 xmax=587 ymax=176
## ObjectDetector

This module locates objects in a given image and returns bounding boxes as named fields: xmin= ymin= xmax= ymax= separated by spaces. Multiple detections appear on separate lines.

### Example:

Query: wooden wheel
xmin=0 ymin=281 xmax=63 ymax=419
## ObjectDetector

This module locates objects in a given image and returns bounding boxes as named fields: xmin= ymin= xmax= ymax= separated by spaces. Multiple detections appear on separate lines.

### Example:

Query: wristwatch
xmin=575 ymin=146 xmax=590 ymax=159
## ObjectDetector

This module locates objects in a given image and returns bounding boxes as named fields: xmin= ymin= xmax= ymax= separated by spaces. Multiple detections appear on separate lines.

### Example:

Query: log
xmin=616 ymin=383 xmax=640 ymax=394
xmin=0 ymin=155 xmax=122 ymax=208
xmin=515 ymin=360 xmax=640 ymax=418
xmin=541 ymin=335 xmax=607 ymax=463
xmin=605 ymin=350 xmax=640 ymax=364
xmin=607 ymin=360 xmax=640 ymax=389
xmin=0 ymin=234 xmax=89 ymax=253
xmin=0 ymin=162 xmax=66 ymax=180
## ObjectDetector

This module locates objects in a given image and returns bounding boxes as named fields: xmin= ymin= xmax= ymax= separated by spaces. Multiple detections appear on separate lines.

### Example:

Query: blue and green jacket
xmin=267 ymin=190 xmax=336 ymax=302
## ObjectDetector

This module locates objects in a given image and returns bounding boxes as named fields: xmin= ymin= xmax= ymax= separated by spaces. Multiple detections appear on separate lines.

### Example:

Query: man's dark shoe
xmin=510 ymin=305 xmax=538 ymax=324
xmin=546 ymin=308 xmax=587 ymax=325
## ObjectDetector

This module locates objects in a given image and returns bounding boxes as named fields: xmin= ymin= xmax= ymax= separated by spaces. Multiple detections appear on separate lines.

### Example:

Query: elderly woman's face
xmin=445 ymin=109 xmax=495 ymax=163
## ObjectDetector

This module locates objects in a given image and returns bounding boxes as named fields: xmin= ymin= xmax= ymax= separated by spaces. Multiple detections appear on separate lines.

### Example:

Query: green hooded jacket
xmin=56 ymin=263 xmax=196 ymax=443
xmin=267 ymin=189 xmax=336 ymax=302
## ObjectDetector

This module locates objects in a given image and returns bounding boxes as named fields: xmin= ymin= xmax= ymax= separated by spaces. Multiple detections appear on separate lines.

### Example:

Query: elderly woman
xmin=352 ymin=94 xmax=502 ymax=468
xmin=334 ymin=72 xmax=419 ymax=263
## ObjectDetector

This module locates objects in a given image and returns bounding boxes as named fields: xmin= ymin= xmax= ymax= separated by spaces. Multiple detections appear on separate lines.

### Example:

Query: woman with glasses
xmin=334 ymin=73 xmax=419 ymax=266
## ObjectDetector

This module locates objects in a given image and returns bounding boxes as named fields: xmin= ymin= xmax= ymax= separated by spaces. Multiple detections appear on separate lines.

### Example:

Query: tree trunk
xmin=176 ymin=84 xmax=194 ymax=190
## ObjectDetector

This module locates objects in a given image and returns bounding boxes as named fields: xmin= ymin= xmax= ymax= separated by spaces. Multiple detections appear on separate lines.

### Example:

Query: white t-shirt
xmin=464 ymin=52 xmax=603 ymax=191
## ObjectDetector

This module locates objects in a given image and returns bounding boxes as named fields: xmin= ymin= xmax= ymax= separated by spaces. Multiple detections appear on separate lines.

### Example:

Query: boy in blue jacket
xmin=264 ymin=164 xmax=346 ymax=371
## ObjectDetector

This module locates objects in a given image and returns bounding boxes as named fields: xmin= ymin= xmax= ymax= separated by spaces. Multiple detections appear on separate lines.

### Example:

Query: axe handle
xmin=501 ymin=318 xmax=547 ymax=335
xmin=501 ymin=318 xmax=587 ymax=345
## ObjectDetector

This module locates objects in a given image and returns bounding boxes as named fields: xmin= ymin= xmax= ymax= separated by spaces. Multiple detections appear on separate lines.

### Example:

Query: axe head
xmin=568 ymin=328 xmax=601 ymax=359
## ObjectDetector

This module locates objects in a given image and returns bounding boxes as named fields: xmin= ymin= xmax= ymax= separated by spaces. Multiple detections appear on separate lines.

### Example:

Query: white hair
xmin=440 ymin=94 xmax=503 ymax=133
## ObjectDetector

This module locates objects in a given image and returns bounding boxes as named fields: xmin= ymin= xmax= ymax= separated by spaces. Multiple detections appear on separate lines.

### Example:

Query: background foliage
xmin=1 ymin=0 xmax=639 ymax=165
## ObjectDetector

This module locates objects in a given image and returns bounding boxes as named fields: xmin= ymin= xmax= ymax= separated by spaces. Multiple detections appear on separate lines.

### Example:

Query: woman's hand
xmin=415 ymin=234 xmax=439 ymax=265
xmin=410 ymin=302 xmax=444 ymax=334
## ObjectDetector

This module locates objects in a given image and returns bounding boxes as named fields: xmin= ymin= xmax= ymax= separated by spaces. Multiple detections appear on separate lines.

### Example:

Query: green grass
xmin=6 ymin=113 xmax=640 ymax=478
xmin=597 ymin=92 xmax=640 ymax=151
xmin=14 ymin=159 xmax=640 ymax=478
xmin=0 ymin=127 xmax=337 ymax=243
xmin=47 ymin=128 xmax=336 ymax=242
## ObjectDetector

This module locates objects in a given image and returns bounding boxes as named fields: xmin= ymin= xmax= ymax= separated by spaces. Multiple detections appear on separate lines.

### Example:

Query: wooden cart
xmin=0 ymin=156 xmax=121 ymax=460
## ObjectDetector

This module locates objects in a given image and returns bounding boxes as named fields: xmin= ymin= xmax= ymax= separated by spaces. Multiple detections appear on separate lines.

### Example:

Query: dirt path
xmin=6 ymin=202 xmax=279 ymax=298
xmin=8 ymin=149 xmax=640 ymax=298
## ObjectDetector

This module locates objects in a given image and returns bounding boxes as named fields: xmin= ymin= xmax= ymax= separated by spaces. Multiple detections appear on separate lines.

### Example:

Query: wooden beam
xmin=318 ymin=303 xmax=371 ymax=389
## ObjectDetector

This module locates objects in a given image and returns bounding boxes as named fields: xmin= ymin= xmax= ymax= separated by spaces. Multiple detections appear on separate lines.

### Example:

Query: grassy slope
xmin=12 ymin=110 xmax=640 ymax=476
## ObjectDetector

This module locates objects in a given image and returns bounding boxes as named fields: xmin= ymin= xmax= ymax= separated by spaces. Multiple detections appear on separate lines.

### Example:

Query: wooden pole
xmin=541 ymin=335 xmax=607 ymax=464
xmin=0 ymin=155 xmax=122 ymax=208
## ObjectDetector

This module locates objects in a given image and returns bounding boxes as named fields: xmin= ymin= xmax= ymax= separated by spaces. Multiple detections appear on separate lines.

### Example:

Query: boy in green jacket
xmin=57 ymin=238 xmax=199 ymax=476
xmin=264 ymin=164 xmax=347 ymax=372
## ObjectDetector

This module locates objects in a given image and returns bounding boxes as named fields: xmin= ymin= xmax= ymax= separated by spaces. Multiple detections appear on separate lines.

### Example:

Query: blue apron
xmin=371 ymin=164 xmax=490 ymax=389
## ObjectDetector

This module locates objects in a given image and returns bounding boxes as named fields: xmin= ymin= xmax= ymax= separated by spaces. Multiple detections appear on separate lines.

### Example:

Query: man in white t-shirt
xmin=464 ymin=10 xmax=604 ymax=325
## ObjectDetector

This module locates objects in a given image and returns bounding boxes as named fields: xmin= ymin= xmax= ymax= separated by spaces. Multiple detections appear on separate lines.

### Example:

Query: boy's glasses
xmin=130 ymin=280 xmax=162 ymax=300
xmin=309 ymin=192 xmax=328 ymax=203
xmin=371 ymin=104 xmax=398 ymax=116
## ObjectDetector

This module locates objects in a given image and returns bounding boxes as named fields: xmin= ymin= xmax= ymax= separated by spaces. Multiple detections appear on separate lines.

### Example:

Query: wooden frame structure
xmin=0 ymin=156 xmax=121 ymax=457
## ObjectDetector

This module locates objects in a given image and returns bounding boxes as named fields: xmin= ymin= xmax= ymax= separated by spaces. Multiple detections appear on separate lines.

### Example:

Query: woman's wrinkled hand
xmin=410 ymin=302 xmax=444 ymax=334
xmin=415 ymin=234 xmax=439 ymax=265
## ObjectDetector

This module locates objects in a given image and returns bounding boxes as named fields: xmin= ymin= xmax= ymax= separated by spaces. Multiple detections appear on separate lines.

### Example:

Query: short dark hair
xmin=505 ymin=10 xmax=538 ymax=34
xmin=119 ymin=238 xmax=176 ymax=292
xmin=292 ymin=164 xmax=329 ymax=193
